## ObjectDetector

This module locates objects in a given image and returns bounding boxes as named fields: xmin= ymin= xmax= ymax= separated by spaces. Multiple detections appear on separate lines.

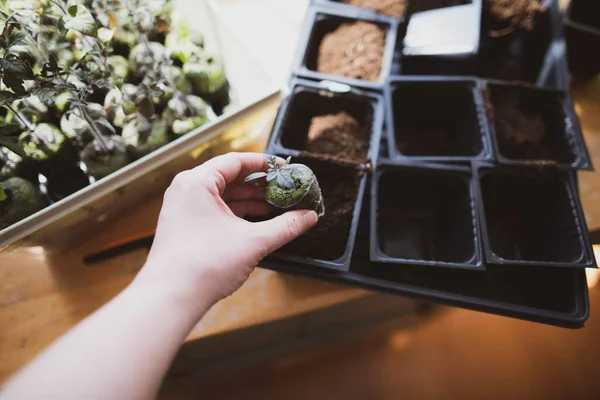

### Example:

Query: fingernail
xmin=305 ymin=210 xmax=319 ymax=225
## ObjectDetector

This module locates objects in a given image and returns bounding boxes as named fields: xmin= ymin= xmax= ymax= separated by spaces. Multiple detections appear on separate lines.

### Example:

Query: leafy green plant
xmin=245 ymin=155 xmax=325 ymax=217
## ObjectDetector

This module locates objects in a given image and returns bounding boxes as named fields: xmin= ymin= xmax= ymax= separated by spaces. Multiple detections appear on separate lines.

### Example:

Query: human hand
xmin=137 ymin=152 xmax=319 ymax=309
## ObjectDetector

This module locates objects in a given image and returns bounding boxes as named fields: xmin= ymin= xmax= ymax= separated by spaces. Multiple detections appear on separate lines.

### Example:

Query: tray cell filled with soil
xmin=486 ymin=83 xmax=589 ymax=168
xmin=271 ymin=81 xmax=383 ymax=163
xmin=263 ymin=154 xmax=367 ymax=271
xmin=296 ymin=7 xmax=397 ymax=89
xmin=371 ymin=164 xmax=482 ymax=269
xmin=477 ymin=166 xmax=593 ymax=267
xmin=386 ymin=79 xmax=490 ymax=161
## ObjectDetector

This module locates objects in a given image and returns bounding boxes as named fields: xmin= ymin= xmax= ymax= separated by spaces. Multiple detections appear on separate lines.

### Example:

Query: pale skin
xmin=0 ymin=152 xmax=319 ymax=400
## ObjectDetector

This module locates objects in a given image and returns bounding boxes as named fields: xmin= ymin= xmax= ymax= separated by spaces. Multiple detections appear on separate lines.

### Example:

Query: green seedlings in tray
xmin=81 ymin=135 xmax=128 ymax=180
xmin=245 ymin=155 xmax=325 ymax=217
xmin=161 ymin=94 xmax=208 ymax=136
xmin=0 ymin=177 xmax=46 ymax=229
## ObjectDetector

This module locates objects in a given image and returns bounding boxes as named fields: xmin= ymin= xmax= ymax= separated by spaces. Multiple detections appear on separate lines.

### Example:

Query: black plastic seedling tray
xmin=268 ymin=78 xmax=384 ymax=166
xmin=259 ymin=0 xmax=595 ymax=328
xmin=564 ymin=0 xmax=600 ymax=79
xmin=261 ymin=153 xmax=368 ymax=272
xmin=371 ymin=161 xmax=483 ymax=269
xmin=475 ymin=163 xmax=595 ymax=269
xmin=484 ymin=81 xmax=592 ymax=170
xmin=259 ymin=184 xmax=590 ymax=328
xmin=385 ymin=77 xmax=493 ymax=162
xmin=292 ymin=6 xmax=398 ymax=91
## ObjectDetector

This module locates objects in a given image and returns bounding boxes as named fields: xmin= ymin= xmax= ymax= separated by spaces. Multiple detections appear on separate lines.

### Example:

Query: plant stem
xmin=4 ymin=104 xmax=34 ymax=132
xmin=80 ymin=107 xmax=109 ymax=153
xmin=49 ymin=0 xmax=67 ymax=14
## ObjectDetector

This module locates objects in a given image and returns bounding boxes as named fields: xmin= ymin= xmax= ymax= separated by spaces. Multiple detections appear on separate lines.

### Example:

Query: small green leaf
xmin=0 ymin=136 xmax=26 ymax=158
xmin=1 ymin=71 xmax=27 ymax=95
xmin=0 ymin=90 xmax=14 ymax=106
xmin=286 ymin=156 xmax=291 ymax=165
xmin=97 ymin=27 xmax=115 ymax=43
xmin=277 ymin=171 xmax=295 ymax=189
xmin=0 ymin=187 xmax=7 ymax=202
xmin=244 ymin=172 xmax=268 ymax=182
xmin=60 ymin=5 xmax=98 ymax=37
xmin=34 ymin=87 xmax=58 ymax=106
xmin=0 ymin=123 xmax=22 ymax=136
xmin=0 ymin=54 xmax=33 ymax=77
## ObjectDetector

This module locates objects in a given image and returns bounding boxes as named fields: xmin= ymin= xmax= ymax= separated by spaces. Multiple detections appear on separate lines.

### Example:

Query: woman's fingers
xmin=191 ymin=152 xmax=285 ymax=193
xmin=228 ymin=200 xmax=272 ymax=218
xmin=222 ymin=183 xmax=265 ymax=202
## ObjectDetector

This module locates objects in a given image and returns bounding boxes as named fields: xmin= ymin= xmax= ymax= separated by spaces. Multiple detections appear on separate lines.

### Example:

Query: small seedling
xmin=245 ymin=155 xmax=325 ymax=217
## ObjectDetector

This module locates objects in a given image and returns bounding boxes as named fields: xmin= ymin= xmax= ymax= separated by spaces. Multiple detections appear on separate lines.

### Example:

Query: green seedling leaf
xmin=276 ymin=171 xmax=294 ymax=189
xmin=0 ymin=123 xmax=22 ymax=136
xmin=2 ymin=71 xmax=27 ymax=95
xmin=60 ymin=5 xmax=98 ymax=37
xmin=97 ymin=27 xmax=115 ymax=43
xmin=34 ymin=87 xmax=58 ymax=106
xmin=0 ymin=90 xmax=14 ymax=106
xmin=244 ymin=172 xmax=267 ymax=182
xmin=266 ymin=171 xmax=277 ymax=181
xmin=0 ymin=54 xmax=34 ymax=78
xmin=0 ymin=136 xmax=26 ymax=158
xmin=0 ymin=187 xmax=7 ymax=202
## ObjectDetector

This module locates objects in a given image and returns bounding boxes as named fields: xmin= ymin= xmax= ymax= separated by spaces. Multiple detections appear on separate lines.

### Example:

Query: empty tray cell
xmin=487 ymin=84 xmax=578 ymax=165
xmin=389 ymin=81 xmax=484 ymax=159
xmin=277 ymin=86 xmax=376 ymax=162
xmin=480 ymin=169 xmax=586 ymax=265
xmin=409 ymin=0 xmax=471 ymax=13
xmin=304 ymin=13 xmax=390 ymax=83
xmin=569 ymin=0 xmax=600 ymax=29
xmin=375 ymin=167 xmax=479 ymax=267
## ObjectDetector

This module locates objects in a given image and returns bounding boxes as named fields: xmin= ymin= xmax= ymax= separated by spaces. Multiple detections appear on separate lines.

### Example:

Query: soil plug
xmin=245 ymin=155 xmax=325 ymax=217
xmin=0 ymin=177 xmax=46 ymax=229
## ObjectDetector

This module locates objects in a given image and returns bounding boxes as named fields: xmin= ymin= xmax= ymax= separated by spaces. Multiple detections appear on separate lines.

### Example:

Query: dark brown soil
xmin=341 ymin=0 xmax=407 ymax=17
xmin=488 ymin=88 xmax=550 ymax=160
xmin=281 ymin=161 xmax=361 ymax=261
xmin=317 ymin=21 xmax=385 ymax=82
xmin=304 ymin=112 xmax=368 ymax=161
xmin=487 ymin=0 xmax=546 ymax=36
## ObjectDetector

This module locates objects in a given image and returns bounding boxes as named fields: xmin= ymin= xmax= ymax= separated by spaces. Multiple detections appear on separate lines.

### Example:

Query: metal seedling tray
xmin=0 ymin=0 xmax=281 ymax=249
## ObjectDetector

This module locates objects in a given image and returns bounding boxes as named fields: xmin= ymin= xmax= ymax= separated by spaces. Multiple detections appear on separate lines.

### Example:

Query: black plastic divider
xmin=475 ymin=163 xmax=595 ymax=268
xmin=268 ymin=78 xmax=384 ymax=166
xmin=385 ymin=77 xmax=492 ymax=162
xmin=260 ymin=152 xmax=367 ymax=271
xmin=370 ymin=161 xmax=483 ymax=269
xmin=292 ymin=6 xmax=398 ymax=91
xmin=484 ymin=82 xmax=592 ymax=170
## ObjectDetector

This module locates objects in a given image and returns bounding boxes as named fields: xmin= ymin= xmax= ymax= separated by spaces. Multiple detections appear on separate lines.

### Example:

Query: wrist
xmin=130 ymin=262 xmax=216 ymax=324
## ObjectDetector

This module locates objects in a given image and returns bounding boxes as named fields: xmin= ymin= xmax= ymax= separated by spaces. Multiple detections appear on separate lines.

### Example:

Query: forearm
xmin=0 ymin=266 xmax=213 ymax=400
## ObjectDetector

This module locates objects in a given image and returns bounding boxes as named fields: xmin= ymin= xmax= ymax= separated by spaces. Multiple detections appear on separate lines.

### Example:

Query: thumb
xmin=256 ymin=209 xmax=319 ymax=253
